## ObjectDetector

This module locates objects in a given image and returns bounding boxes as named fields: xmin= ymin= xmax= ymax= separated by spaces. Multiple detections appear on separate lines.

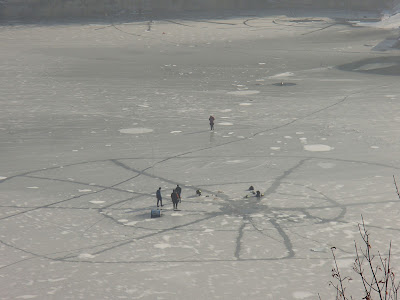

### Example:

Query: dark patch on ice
xmin=337 ymin=56 xmax=400 ymax=76
xmin=272 ymin=82 xmax=297 ymax=86
xmin=234 ymin=222 xmax=246 ymax=259
xmin=238 ymin=207 xmax=260 ymax=215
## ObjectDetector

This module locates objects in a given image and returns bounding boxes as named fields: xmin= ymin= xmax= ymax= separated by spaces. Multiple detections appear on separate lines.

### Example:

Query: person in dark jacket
xmin=209 ymin=115 xmax=215 ymax=131
xmin=156 ymin=187 xmax=163 ymax=207
xmin=175 ymin=185 xmax=182 ymax=201
xmin=171 ymin=189 xmax=179 ymax=210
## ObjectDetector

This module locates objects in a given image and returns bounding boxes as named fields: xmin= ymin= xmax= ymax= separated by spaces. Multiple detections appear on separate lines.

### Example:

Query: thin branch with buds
xmin=329 ymin=215 xmax=400 ymax=299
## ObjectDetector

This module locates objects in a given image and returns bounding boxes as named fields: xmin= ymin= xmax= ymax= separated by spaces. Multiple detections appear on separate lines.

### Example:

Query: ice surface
xmin=119 ymin=128 xmax=154 ymax=134
xmin=1 ymin=9 xmax=400 ymax=300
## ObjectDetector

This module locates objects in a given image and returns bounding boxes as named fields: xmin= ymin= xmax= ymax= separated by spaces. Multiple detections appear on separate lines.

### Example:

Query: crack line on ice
xmin=270 ymin=218 xmax=295 ymax=259
xmin=234 ymin=220 xmax=246 ymax=260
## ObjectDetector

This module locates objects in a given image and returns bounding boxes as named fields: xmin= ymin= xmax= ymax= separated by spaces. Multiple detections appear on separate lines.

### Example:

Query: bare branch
xmin=328 ymin=215 xmax=400 ymax=300
xmin=330 ymin=247 xmax=350 ymax=299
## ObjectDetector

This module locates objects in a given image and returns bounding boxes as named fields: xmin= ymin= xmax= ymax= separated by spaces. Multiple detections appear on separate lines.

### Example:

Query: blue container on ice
xmin=151 ymin=209 xmax=161 ymax=218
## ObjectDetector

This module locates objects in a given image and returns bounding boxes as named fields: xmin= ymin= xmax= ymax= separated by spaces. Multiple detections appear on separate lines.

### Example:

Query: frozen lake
xmin=1 ymin=10 xmax=400 ymax=299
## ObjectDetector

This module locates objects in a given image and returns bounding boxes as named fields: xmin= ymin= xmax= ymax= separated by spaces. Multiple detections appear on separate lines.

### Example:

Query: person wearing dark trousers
xmin=171 ymin=189 xmax=179 ymax=210
xmin=209 ymin=115 xmax=215 ymax=131
xmin=175 ymin=185 xmax=182 ymax=202
xmin=156 ymin=187 xmax=163 ymax=207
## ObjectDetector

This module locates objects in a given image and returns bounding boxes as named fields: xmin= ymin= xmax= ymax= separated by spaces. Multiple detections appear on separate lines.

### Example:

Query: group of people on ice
xmin=156 ymin=185 xmax=182 ymax=210
xmin=156 ymin=184 xmax=264 ymax=212
xmin=155 ymin=116 xmax=268 ymax=212
xmin=154 ymin=116 xmax=216 ymax=211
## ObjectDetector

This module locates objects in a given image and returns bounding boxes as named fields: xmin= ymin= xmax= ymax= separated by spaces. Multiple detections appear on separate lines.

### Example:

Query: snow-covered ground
xmin=1 ymin=9 xmax=400 ymax=299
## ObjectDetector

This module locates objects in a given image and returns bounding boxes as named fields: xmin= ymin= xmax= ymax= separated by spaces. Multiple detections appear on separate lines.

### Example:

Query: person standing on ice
xmin=209 ymin=115 xmax=215 ymax=131
xmin=171 ymin=189 xmax=179 ymax=210
xmin=156 ymin=187 xmax=163 ymax=207
xmin=175 ymin=184 xmax=182 ymax=202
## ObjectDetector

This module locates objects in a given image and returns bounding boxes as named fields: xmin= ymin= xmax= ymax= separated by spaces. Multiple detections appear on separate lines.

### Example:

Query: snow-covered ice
xmin=227 ymin=90 xmax=260 ymax=96
xmin=1 ymin=8 xmax=400 ymax=300
xmin=304 ymin=144 xmax=334 ymax=152
xmin=119 ymin=128 xmax=154 ymax=134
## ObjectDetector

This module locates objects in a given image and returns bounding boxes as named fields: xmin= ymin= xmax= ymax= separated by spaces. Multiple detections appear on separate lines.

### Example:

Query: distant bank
xmin=0 ymin=0 xmax=397 ymax=21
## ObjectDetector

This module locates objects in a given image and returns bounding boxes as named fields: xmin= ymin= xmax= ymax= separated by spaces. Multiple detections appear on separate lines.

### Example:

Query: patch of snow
xmin=119 ymin=128 xmax=153 ymax=134
xmin=154 ymin=243 xmax=172 ymax=249
xmin=226 ymin=160 xmax=246 ymax=163
xmin=293 ymin=291 xmax=314 ymax=299
xmin=317 ymin=162 xmax=336 ymax=169
xmin=47 ymin=278 xmax=67 ymax=282
xmin=304 ymin=144 xmax=333 ymax=152
xmin=269 ymin=72 xmax=294 ymax=78
xmin=78 ymin=253 xmax=95 ymax=259
xmin=250 ymin=214 xmax=264 ymax=218
xmin=125 ymin=221 xmax=138 ymax=226
xmin=227 ymin=90 xmax=260 ymax=96
xmin=310 ymin=247 xmax=327 ymax=252
xmin=171 ymin=213 xmax=183 ymax=216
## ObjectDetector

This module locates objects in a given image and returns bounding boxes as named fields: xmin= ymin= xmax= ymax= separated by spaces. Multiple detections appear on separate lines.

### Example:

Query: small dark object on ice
xmin=196 ymin=189 xmax=202 ymax=196
xmin=248 ymin=185 xmax=254 ymax=191
xmin=256 ymin=191 xmax=261 ymax=198
xmin=151 ymin=209 xmax=161 ymax=218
